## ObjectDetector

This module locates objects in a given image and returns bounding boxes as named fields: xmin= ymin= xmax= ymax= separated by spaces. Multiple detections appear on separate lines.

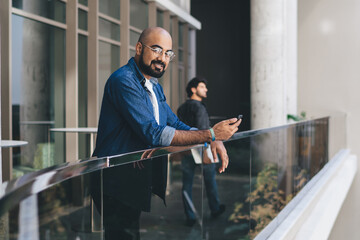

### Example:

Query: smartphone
xmin=230 ymin=114 xmax=243 ymax=125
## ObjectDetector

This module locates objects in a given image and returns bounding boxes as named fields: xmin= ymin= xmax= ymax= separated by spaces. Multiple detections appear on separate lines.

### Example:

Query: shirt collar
xmin=128 ymin=57 xmax=158 ymax=86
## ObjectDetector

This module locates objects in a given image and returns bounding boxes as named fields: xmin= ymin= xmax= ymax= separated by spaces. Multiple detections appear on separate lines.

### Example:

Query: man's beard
xmin=139 ymin=52 xmax=166 ymax=78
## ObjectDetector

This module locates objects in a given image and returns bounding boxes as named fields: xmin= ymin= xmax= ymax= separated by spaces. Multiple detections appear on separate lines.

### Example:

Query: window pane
xmin=130 ymin=30 xmax=140 ymax=47
xmin=178 ymin=49 xmax=183 ymax=62
xmin=78 ymin=9 xmax=88 ymax=31
xmin=157 ymin=10 xmax=163 ymax=27
xmin=99 ymin=17 xmax=120 ymax=41
xmin=11 ymin=14 xmax=66 ymax=175
xmin=130 ymin=0 xmax=148 ymax=30
xmin=12 ymin=0 xmax=66 ymax=23
xmin=78 ymin=35 xmax=88 ymax=159
xmin=78 ymin=35 xmax=88 ymax=129
xmin=130 ymin=49 xmax=136 ymax=58
xmin=99 ymin=41 xmax=120 ymax=110
xmin=100 ymin=0 xmax=120 ymax=20
xmin=179 ymin=23 xmax=184 ymax=48
xmin=178 ymin=68 xmax=184 ymax=103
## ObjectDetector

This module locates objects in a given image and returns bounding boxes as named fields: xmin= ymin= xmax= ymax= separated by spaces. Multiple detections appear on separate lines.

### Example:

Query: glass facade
xmin=4 ymin=0 xmax=197 ymax=181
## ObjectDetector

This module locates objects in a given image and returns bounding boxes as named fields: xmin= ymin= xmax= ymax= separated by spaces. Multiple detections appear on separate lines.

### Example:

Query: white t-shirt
xmin=144 ymin=79 xmax=160 ymax=124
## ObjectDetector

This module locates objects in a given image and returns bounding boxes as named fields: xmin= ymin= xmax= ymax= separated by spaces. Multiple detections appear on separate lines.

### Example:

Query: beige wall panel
xmin=66 ymin=1 xmax=78 ymax=161
xmin=171 ymin=16 xmax=179 ymax=111
xmin=120 ymin=0 xmax=130 ymax=66
xmin=162 ymin=11 xmax=171 ymax=104
xmin=298 ymin=0 xmax=360 ymax=238
xmin=88 ymin=0 xmax=99 ymax=127
xmin=148 ymin=2 xmax=157 ymax=27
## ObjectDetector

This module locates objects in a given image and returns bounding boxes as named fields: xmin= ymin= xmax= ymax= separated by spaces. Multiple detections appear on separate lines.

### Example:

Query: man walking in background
xmin=177 ymin=77 xmax=225 ymax=227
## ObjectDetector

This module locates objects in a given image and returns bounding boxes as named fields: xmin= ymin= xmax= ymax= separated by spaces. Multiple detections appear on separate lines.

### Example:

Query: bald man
xmin=93 ymin=27 xmax=241 ymax=239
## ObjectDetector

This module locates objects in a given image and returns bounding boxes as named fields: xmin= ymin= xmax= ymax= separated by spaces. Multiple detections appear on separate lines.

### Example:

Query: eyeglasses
xmin=141 ymin=43 xmax=176 ymax=61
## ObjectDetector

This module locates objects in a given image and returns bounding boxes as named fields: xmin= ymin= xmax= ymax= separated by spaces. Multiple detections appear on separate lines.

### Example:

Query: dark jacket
xmin=177 ymin=99 xmax=210 ymax=130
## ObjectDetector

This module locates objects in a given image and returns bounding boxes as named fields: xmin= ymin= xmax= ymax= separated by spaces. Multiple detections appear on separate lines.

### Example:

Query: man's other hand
xmin=210 ymin=141 xmax=229 ymax=173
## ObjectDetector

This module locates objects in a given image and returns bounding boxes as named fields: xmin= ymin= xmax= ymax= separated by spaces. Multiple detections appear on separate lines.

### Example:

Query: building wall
xmin=298 ymin=0 xmax=360 ymax=237
xmin=298 ymin=0 xmax=360 ymax=158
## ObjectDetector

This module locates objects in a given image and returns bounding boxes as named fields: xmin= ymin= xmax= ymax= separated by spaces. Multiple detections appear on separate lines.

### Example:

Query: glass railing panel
xmin=329 ymin=112 xmax=346 ymax=158
xmin=0 ymin=157 xmax=109 ymax=240
xmin=249 ymin=117 xmax=330 ymax=239
xmin=248 ymin=130 xmax=282 ymax=238
xmin=1 ymin=169 xmax=104 ymax=239
xmin=0 ymin=117 xmax=333 ymax=240
xmin=104 ymin=146 xmax=205 ymax=239
xmin=208 ymin=137 xmax=251 ymax=240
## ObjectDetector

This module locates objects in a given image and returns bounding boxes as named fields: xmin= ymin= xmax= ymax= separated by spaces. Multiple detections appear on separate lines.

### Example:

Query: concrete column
xmin=21 ymin=2 xmax=51 ymax=166
xmin=251 ymin=0 xmax=297 ymax=129
xmin=286 ymin=0 xmax=298 ymax=117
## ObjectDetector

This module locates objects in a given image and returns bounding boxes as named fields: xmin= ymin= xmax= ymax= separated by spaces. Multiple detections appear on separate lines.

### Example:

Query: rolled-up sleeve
xmin=159 ymin=126 xmax=176 ymax=146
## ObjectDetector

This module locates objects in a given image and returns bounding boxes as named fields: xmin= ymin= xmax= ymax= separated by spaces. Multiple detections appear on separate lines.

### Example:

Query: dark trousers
xmin=94 ymin=194 xmax=142 ymax=240
xmin=181 ymin=157 xmax=220 ymax=220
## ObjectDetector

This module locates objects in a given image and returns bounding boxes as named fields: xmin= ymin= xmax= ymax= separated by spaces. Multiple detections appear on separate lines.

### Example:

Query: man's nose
xmin=157 ymin=52 xmax=167 ymax=63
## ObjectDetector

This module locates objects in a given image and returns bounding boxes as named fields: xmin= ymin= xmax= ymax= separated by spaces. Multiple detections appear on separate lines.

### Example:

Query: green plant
xmin=229 ymin=163 xmax=308 ymax=239
xmin=287 ymin=111 xmax=306 ymax=122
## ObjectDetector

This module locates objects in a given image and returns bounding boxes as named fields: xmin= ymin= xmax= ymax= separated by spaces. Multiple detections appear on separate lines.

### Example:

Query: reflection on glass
xmin=99 ymin=17 xmax=120 ymax=41
xmin=6 ymin=171 xmax=103 ymax=238
xmin=99 ymin=0 xmax=120 ymax=20
xmin=78 ymin=9 xmax=88 ymax=31
xmin=12 ymin=0 xmax=66 ymax=23
xmin=130 ymin=0 xmax=148 ymax=30
xmin=227 ymin=119 xmax=329 ymax=238
xmin=98 ymin=41 xmax=120 ymax=110
xmin=11 ymin=14 xmax=66 ymax=177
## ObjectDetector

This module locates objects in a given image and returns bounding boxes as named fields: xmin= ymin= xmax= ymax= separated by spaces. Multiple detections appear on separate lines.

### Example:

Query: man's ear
xmin=135 ymin=42 xmax=142 ymax=56
xmin=191 ymin=87 xmax=197 ymax=94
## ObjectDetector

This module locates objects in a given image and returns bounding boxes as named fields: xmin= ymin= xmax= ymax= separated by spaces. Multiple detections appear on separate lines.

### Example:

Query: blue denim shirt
xmin=93 ymin=57 xmax=190 ymax=158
